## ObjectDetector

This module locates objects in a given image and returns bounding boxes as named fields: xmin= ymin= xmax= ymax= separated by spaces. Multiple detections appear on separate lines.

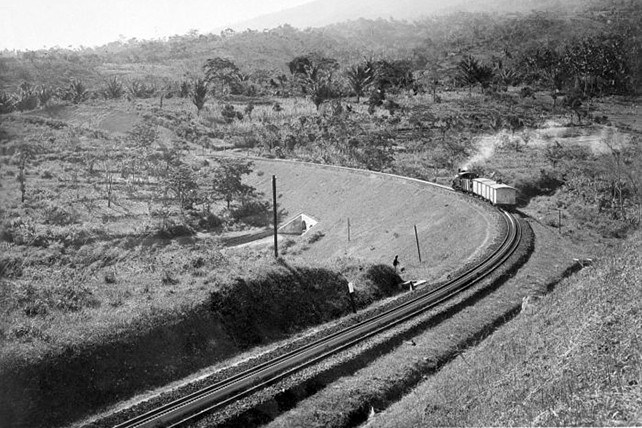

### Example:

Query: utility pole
xmin=272 ymin=175 xmax=278 ymax=258
xmin=347 ymin=217 xmax=351 ymax=242
xmin=414 ymin=225 xmax=422 ymax=262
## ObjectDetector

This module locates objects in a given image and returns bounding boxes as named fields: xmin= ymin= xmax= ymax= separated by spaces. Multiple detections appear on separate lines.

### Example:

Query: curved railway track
xmin=115 ymin=209 xmax=521 ymax=428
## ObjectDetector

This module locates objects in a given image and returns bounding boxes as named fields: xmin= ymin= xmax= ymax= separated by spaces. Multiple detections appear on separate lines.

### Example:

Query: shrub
xmin=0 ymin=254 xmax=24 ymax=278
xmin=154 ymin=218 xmax=195 ymax=239
xmin=221 ymin=104 xmax=243 ymax=123
xmin=104 ymin=77 xmax=125 ymax=99
xmin=128 ymin=79 xmax=156 ymax=98
xmin=43 ymin=203 xmax=80 ymax=226
xmin=512 ymin=169 xmax=565 ymax=206
xmin=14 ymin=272 xmax=97 ymax=316
xmin=1 ymin=218 xmax=36 ymax=245
xmin=231 ymin=199 xmax=270 ymax=226
xmin=208 ymin=261 xmax=402 ymax=348
xmin=196 ymin=211 xmax=223 ymax=230
xmin=233 ymin=134 xmax=260 ymax=149
xmin=307 ymin=231 xmax=325 ymax=244
xmin=104 ymin=272 xmax=116 ymax=284
xmin=63 ymin=79 xmax=89 ymax=104
xmin=162 ymin=270 xmax=180 ymax=285
xmin=15 ymin=82 xmax=39 ymax=112
xmin=0 ymin=91 xmax=16 ymax=114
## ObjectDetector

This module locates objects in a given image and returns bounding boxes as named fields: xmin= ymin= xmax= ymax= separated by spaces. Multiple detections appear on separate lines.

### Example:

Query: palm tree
xmin=191 ymin=78 xmax=208 ymax=115
xmin=345 ymin=60 xmax=375 ymax=103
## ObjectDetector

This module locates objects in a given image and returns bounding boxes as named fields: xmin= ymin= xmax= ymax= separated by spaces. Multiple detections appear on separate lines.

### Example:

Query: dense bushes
xmin=209 ymin=261 xmax=402 ymax=348
xmin=230 ymin=199 xmax=270 ymax=226
xmin=512 ymin=169 xmax=565 ymax=206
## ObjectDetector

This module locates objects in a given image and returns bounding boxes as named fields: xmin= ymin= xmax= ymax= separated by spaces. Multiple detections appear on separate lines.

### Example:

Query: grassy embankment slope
xmin=369 ymin=230 xmax=641 ymax=427
xmin=244 ymin=158 xmax=496 ymax=281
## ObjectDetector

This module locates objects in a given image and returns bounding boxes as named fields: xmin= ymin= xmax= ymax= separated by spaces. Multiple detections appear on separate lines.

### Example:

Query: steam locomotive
xmin=452 ymin=170 xmax=517 ymax=208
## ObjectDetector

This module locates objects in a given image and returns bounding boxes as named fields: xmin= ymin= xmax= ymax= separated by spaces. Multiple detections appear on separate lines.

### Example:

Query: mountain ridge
xmin=223 ymin=0 xmax=582 ymax=32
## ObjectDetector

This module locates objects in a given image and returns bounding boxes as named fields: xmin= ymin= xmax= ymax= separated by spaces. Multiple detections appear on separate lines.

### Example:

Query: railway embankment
xmin=255 ymin=219 xmax=593 ymax=428
xmin=1 ymin=160 xmax=497 ymax=428
xmin=0 ymin=262 xmax=400 ymax=428
xmin=189 ymin=215 xmax=597 ymax=428
xmin=366 ymin=228 xmax=640 ymax=427
xmin=165 ymin=216 xmax=532 ymax=427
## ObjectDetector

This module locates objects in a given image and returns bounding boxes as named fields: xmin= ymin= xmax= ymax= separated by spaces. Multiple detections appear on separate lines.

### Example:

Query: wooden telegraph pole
xmin=414 ymin=225 xmax=422 ymax=262
xmin=272 ymin=175 xmax=278 ymax=258
xmin=347 ymin=217 xmax=351 ymax=242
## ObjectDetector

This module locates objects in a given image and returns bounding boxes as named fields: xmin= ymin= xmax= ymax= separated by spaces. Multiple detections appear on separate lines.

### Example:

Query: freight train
xmin=452 ymin=170 xmax=517 ymax=208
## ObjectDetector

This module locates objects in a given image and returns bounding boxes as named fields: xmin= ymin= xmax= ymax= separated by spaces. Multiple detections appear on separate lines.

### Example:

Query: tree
xmin=15 ymin=82 xmax=38 ymax=112
xmin=166 ymin=163 xmax=199 ymax=212
xmin=211 ymin=159 xmax=255 ymax=209
xmin=63 ymin=79 xmax=89 ymax=104
xmin=564 ymin=91 xmax=585 ymax=124
xmin=37 ymin=85 xmax=55 ymax=108
xmin=561 ymin=34 xmax=630 ymax=96
xmin=345 ymin=60 xmax=376 ymax=103
xmin=457 ymin=56 xmax=494 ymax=93
xmin=103 ymin=77 xmax=125 ymax=99
xmin=16 ymin=142 xmax=36 ymax=203
xmin=127 ymin=79 xmax=155 ymax=99
xmin=244 ymin=102 xmax=255 ymax=119
xmin=127 ymin=121 xmax=158 ymax=183
xmin=191 ymin=78 xmax=208 ymax=115
xmin=98 ymin=149 xmax=117 ymax=208
xmin=288 ymin=54 xmax=340 ymax=110
xmin=373 ymin=59 xmax=415 ymax=94
xmin=203 ymin=57 xmax=244 ymax=94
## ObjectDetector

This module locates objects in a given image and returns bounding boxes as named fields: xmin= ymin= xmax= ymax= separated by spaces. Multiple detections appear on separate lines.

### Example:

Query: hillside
xmin=229 ymin=0 xmax=587 ymax=32
xmin=368 ymin=231 xmax=642 ymax=427
xmin=1 ymin=0 xmax=641 ymax=426
xmin=1 ymin=0 xmax=640 ymax=92
xmin=245 ymin=158 xmax=496 ymax=280
xmin=230 ymin=0 xmax=468 ymax=30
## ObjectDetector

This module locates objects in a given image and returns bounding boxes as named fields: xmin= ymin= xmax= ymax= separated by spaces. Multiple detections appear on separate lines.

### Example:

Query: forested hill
xmin=229 ymin=0 xmax=586 ymax=31
xmin=0 ymin=0 xmax=640 ymax=93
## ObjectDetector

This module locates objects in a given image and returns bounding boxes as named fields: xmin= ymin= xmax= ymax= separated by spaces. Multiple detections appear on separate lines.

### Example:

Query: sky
xmin=0 ymin=0 xmax=314 ymax=51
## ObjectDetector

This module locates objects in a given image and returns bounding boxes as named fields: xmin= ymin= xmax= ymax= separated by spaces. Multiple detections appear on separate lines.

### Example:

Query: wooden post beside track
xmin=414 ymin=225 xmax=422 ymax=262
xmin=347 ymin=217 xmax=351 ymax=242
xmin=273 ymin=175 xmax=278 ymax=258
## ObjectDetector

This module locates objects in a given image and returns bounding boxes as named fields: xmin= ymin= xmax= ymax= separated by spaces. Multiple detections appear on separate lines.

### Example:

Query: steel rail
xmin=115 ymin=210 xmax=521 ymax=428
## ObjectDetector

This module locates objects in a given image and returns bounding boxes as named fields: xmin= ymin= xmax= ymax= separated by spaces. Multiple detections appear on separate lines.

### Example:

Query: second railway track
xmin=114 ymin=209 xmax=522 ymax=428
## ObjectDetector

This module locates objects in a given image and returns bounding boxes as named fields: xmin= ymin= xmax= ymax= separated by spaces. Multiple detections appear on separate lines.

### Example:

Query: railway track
xmin=115 ymin=209 xmax=521 ymax=428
